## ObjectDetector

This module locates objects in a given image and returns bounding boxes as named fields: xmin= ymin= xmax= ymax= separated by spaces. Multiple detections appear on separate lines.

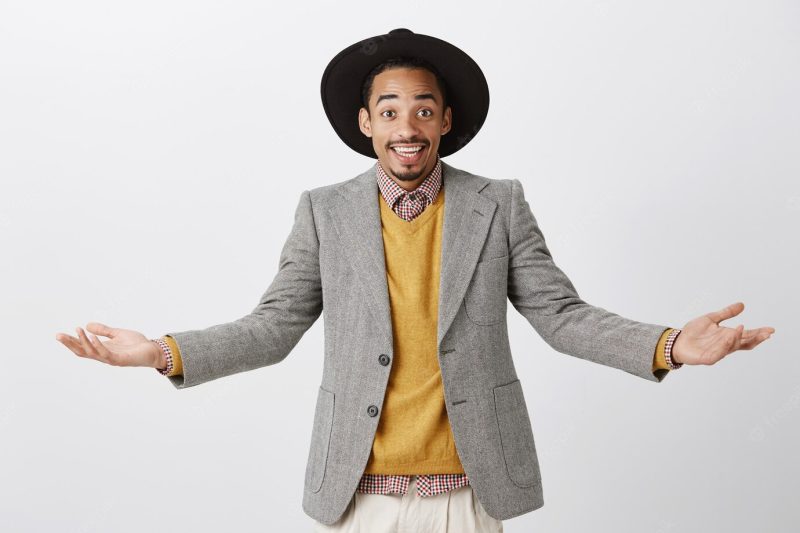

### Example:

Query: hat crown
xmin=388 ymin=28 xmax=414 ymax=36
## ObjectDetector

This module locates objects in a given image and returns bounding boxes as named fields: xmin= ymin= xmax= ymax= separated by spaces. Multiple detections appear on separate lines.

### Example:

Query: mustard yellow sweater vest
xmin=362 ymin=183 xmax=466 ymax=475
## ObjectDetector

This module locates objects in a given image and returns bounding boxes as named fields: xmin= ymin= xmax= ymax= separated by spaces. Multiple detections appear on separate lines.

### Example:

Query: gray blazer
xmin=164 ymin=159 xmax=671 ymax=524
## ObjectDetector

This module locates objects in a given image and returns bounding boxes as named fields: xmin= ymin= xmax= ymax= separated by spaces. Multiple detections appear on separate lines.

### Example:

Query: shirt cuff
xmin=161 ymin=335 xmax=183 ymax=377
xmin=652 ymin=328 xmax=675 ymax=373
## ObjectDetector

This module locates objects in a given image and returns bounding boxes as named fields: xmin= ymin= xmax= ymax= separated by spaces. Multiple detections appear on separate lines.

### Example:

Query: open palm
xmin=672 ymin=302 xmax=775 ymax=365
xmin=55 ymin=322 xmax=162 ymax=368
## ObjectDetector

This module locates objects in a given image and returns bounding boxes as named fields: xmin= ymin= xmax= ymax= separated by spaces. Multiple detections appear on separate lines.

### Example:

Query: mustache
xmin=388 ymin=141 xmax=428 ymax=146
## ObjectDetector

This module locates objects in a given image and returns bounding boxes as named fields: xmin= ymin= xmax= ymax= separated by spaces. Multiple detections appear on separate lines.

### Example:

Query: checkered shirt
xmin=375 ymin=152 xmax=442 ymax=222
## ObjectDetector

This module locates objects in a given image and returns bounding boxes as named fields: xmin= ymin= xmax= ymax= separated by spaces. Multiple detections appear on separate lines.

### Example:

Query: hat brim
xmin=321 ymin=29 xmax=490 ymax=159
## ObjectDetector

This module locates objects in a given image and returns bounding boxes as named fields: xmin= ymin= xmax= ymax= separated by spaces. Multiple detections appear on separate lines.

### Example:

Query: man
xmin=56 ymin=28 xmax=775 ymax=532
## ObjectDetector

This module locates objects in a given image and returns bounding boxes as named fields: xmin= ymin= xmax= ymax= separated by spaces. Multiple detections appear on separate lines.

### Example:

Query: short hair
xmin=360 ymin=56 xmax=449 ymax=115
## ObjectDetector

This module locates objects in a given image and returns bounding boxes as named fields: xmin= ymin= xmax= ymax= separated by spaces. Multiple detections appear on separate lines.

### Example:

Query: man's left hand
xmin=672 ymin=301 xmax=775 ymax=365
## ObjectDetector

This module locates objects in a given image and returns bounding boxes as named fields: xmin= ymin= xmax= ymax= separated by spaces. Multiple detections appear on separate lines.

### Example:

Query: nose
xmin=394 ymin=113 xmax=421 ymax=140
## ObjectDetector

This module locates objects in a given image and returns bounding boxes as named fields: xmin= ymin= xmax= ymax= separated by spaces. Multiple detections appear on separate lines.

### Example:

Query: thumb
xmin=86 ymin=322 xmax=118 ymax=339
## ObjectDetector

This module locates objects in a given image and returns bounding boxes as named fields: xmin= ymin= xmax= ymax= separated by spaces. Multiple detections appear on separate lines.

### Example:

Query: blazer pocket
xmin=464 ymin=254 xmax=508 ymax=326
xmin=493 ymin=379 xmax=540 ymax=488
xmin=304 ymin=385 xmax=335 ymax=493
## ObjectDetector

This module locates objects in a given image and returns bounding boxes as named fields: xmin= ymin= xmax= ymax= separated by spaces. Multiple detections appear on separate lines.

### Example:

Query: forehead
xmin=371 ymin=67 xmax=440 ymax=97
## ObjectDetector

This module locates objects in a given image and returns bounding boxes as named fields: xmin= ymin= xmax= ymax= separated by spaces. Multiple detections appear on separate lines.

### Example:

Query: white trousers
xmin=312 ymin=475 xmax=503 ymax=533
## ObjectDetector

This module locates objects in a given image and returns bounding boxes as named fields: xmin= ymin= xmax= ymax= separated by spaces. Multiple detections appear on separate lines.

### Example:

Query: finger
xmin=76 ymin=327 xmax=103 ymax=361
xmin=740 ymin=328 xmax=762 ymax=342
xmin=740 ymin=326 xmax=775 ymax=341
xmin=86 ymin=322 xmax=118 ymax=339
xmin=56 ymin=333 xmax=90 ymax=357
xmin=730 ymin=324 xmax=745 ymax=352
xmin=706 ymin=302 xmax=745 ymax=325
xmin=55 ymin=332 xmax=77 ymax=344
xmin=738 ymin=330 xmax=773 ymax=350
xmin=749 ymin=327 xmax=775 ymax=339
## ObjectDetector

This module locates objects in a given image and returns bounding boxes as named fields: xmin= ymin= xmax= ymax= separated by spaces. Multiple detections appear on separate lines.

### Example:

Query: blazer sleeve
xmin=162 ymin=189 xmax=323 ymax=389
xmin=506 ymin=178 xmax=672 ymax=383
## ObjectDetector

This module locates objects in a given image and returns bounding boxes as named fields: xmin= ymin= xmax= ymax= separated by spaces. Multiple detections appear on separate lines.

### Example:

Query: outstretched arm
xmin=506 ymin=178 xmax=674 ymax=383
xmin=162 ymin=189 xmax=323 ymax=389
xmin=56 ymin=190 xmax=322 ymax=387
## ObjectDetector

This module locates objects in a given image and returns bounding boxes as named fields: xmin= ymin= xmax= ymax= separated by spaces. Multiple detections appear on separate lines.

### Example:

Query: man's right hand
xmin=55 ymin=322 xmax=165 ymax=369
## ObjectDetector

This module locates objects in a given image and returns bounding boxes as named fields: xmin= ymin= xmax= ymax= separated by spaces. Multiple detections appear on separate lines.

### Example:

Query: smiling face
xmin=358 ymin=66 xmax=452 ymax=190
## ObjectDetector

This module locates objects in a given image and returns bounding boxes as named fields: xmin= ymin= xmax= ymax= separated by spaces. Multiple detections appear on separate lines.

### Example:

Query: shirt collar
xmin=376 ymin=152 xmax=442 ymax=210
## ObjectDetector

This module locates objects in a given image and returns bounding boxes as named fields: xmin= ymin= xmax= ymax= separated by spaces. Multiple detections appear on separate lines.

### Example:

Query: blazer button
xmin=367 ymin=405 xmax=379 ymax=417
xmin=378 ymin=353 xmax=390 ymax=366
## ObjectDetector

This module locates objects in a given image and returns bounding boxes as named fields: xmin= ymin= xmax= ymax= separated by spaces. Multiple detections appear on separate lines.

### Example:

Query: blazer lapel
xmin=328 ymin=162 xmax=394 ymax=352
xmin=328 ymin=160 xmax=497 ymax=352
xmin=436 ymin=162 xmax=497 ymax=345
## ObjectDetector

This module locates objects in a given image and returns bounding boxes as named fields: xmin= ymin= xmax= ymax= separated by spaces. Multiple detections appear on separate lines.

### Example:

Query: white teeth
xmin=392 ymin=146 xmax=423 ymax=157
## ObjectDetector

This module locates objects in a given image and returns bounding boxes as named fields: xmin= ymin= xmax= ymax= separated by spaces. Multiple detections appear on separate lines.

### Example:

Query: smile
xmin=390 ymin=144 xmax=426 ymax=163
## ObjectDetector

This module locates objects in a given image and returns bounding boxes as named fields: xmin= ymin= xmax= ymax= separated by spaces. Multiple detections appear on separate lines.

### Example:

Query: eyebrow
xmin=375 ymin=92 xmax=438 ymax=106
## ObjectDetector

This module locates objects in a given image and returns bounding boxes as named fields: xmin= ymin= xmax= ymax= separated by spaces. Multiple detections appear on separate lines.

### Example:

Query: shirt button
xmin=367 ymin=405 xmax=379 ymax=417
xmin=378 ymin=353 xmax=390 ymax=366
xmin=408 ymin=193 xmax=416 ymax=201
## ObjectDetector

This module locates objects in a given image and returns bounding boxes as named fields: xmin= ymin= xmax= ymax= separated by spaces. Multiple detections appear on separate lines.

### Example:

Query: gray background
xmin=1 ymin=1 xmax=797 ymax=531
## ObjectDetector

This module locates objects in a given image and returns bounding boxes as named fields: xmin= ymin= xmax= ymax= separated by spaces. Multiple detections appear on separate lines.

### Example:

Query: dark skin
xmin=55 ymin=70 xmax=775 ymax=370
xmin=358 ymin=66 xmax=452 ymax=192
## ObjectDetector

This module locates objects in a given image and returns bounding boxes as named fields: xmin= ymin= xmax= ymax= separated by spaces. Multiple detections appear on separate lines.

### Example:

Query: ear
xmin=358 ymin=107 xmax=372 ymax=138
xmin=440 ymin=105 xmax=452 ymax=136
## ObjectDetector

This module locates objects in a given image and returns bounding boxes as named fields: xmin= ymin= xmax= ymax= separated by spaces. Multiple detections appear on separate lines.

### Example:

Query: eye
xmin=381 ymin=110 xmax=396 ymax=118
xmin=418 ymin=109 xmax=433 ymax=117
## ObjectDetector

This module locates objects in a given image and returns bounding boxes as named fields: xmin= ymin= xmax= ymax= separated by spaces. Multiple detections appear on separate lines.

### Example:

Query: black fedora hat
xmin=320 ymin=28 xmax=490 ymax=159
